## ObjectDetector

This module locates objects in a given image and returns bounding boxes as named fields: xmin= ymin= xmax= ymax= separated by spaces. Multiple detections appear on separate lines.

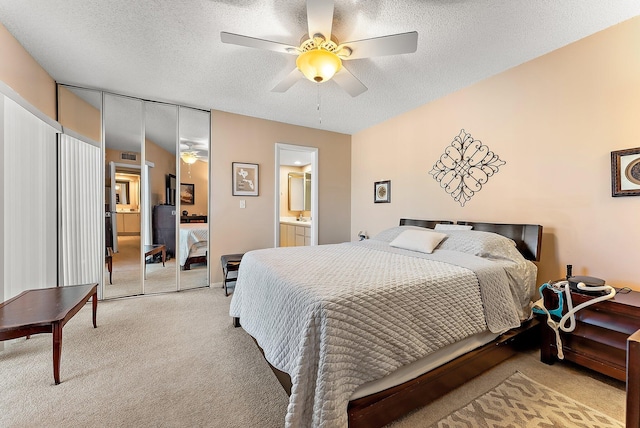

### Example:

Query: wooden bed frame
xmin=182 ymin=254 xmax=207 ymax=270
xmin=234 ymin=218 xmax=544 ymax=427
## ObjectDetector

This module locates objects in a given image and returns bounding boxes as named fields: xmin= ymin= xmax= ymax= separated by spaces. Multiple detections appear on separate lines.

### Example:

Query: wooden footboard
xmin=348 ymin=319 xmax=539 ymax=428
xmin=628 ymin=329 xmax=640 ymax=428
xmin=237 ymin=317 xmax=539 ymax=428
xmin=182 ymin=255 xmax=207 ymax=270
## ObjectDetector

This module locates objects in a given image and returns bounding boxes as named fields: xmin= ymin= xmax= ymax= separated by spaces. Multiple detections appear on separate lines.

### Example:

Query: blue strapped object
xmin=532 ymin=282 xmax=564 ymax=319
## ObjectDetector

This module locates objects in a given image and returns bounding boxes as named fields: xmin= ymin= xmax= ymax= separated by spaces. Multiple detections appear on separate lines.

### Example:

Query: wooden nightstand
xmin=539 ymin=286 xmax=640 ymax=381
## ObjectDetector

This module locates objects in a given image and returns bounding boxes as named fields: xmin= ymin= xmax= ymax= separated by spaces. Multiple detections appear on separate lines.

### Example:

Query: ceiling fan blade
xmin=221 ymin=32 xmax=298 ymax=55
xmin=272 ymin=68 xmax=304 ymax=92
xmin=307 ymin=0 xmax=334 ymax=39
xmin=342 ymin=31 xmax=418 ymax=60
xmin=332 ymin=67 xmax=367 ymax=97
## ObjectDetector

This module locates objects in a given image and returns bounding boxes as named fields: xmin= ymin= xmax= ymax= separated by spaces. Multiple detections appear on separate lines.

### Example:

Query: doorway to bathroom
xmin=274 ymin=143 xmax=318 ymax=248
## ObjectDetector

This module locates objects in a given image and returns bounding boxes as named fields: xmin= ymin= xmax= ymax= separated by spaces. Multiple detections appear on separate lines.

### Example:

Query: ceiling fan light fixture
xmin=181 ymin=152 xmax=198 ymax=164
xmin=296 ymin=48 xmax=342 ymax=83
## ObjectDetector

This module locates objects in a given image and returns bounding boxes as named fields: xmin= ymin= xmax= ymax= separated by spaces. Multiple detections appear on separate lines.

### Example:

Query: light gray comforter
xmin=229 ymin=231 xmax=534 ymax=428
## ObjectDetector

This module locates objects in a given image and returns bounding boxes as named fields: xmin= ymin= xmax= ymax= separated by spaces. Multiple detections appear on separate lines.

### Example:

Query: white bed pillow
xmin=437 ymin=230 xmax=522 ymax=262
xmin=371 ymin=226 xmax=427 ymax=243
xmin=389 ymin=229 xmax=447 ymax=254
xmin=434 ymin=224 xmax=473 ymax=231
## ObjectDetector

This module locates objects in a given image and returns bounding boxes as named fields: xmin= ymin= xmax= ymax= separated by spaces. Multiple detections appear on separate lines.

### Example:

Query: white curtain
xmin=1 ymin=94 xmax=59 ymax=300
xmin=58 ymin=133 xmax=102 ymax=286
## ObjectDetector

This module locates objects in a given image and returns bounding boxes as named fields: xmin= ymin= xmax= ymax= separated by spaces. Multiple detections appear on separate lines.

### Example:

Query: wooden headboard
xmin=399 ymin=219 xmax=453 ymax=228
xmin=458 ymin=221 xmax=543 ymax=262
xmin=398 ymin=218 xmax=543 ymax=262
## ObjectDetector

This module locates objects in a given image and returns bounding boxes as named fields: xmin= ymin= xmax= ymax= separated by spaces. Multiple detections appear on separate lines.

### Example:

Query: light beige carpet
xmin=430 ymin=371 xmax=623 ymax=427
xmin=0 ymin=287 xmax=626 ymax=427
xmin=105 ymin=235 xmax=208 ymax=298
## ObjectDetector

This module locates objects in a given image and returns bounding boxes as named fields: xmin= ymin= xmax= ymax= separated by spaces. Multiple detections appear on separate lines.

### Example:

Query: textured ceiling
xmin=1 ymin=1 xmax=639 ymax=135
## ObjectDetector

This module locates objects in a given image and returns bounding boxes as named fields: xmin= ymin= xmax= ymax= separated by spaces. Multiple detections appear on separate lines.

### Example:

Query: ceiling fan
xmin=180 ymin=142 xmax=208 ymax=164
xmin=221 ymin=0 xmax=418 ymax=97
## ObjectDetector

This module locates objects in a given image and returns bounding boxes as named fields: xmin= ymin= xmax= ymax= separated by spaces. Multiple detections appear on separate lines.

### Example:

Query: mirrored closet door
xmin=58 ymin=84 xmax=210 ymax=298
xmin=103 ymin=94 xmax=144 ymax=299
xmin=178 ymin=107 xmax=210 ymax=290
xmin=144 ymin=102 xmax=179 ymax=294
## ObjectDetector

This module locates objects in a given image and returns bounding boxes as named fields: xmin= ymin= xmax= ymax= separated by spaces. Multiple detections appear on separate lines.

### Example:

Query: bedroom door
xmin=275 ymin=144 xmax=318 ymax=248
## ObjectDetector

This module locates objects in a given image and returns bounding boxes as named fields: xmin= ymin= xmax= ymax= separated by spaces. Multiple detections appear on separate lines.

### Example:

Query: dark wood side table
xmin=539 ymin=287 xmax=640 ymax=381
xmin=0 ymin=283 xmax=98 ymax=384
xmin=628 ymin=329 xmax=640 ymax=427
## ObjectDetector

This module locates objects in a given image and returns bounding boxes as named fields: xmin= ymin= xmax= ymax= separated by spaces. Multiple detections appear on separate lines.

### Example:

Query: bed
xmin=229 ymin=219 xmax=543 ymax=427
xmin=179 ymin=223 xmax=208 ymax=270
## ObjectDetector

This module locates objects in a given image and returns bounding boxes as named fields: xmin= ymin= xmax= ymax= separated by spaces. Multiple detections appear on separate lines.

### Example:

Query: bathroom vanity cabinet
xmin=280 ymin=222 xmax=311 ymax=247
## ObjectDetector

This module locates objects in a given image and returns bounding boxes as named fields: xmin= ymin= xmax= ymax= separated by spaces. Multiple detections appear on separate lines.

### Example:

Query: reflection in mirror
xmin=103 ymin=94 xmax=144 ymax=299
xmin=145 ymin=102 xmax=178 ymax=294
xmin=115 ymin=180 xmax=130 ymax=204
xmin=178 ymin=107 xmax=210 ymax=290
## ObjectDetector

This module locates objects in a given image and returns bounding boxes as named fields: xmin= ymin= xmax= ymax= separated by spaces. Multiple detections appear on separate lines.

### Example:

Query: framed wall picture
xmin=374 ymin=180 xmax=391 ymax=203
xmin=611 ymin=147 xmax=640 ymax=197
xmin=180 ymin=183 xmax=195 ymax=205
xmin=232 ymin=162 xmax=259 ymax=196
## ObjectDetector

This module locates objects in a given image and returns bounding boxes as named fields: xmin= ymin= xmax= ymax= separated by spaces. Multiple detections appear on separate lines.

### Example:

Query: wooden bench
xmin=0 ymin=283 xmax=98 ymax=384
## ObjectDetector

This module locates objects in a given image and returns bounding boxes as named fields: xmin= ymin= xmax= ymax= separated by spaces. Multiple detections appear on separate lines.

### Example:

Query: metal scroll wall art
xmin=429 ymin=129 xmax=506 ymax=207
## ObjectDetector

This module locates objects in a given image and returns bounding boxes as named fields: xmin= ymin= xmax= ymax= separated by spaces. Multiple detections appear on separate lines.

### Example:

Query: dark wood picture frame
xmin=180 ymin=183 xmax=195 ymax=205
xmin=232 ymin=162 xmax=259 ymax=196
xmin=611 ymin=147 xmax=640 ymax=197
xmin=374 ymin=180 xmax=390 ymax=203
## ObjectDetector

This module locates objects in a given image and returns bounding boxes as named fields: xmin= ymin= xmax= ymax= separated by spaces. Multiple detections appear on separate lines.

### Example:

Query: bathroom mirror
xmin=115 ymin=180 xmax=130 ymax=205
xmin=288 ymin=172 xmax=311 ymax=211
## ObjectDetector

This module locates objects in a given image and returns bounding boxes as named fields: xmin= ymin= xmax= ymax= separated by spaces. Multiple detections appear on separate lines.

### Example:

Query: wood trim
xmin=399 ymin=219 xmax=452 ymax=228
xmin=627 ymin=329 xmax=640 ymax=428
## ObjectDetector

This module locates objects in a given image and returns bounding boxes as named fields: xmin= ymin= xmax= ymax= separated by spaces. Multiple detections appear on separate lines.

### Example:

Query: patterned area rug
xmin=432 ymin=371 xmax=623 ymax=428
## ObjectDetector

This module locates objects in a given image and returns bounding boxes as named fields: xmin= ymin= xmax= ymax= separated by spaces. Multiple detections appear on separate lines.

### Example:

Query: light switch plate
xmin=240 ymin=200 xmax=246 ymax=209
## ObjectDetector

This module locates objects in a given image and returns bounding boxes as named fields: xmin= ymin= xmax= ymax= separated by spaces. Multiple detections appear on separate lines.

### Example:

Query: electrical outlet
xmin=240 ymin=200 xmax=246 ymax=209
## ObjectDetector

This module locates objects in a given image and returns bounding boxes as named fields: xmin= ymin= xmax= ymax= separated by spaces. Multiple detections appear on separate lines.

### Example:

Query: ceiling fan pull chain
xmin=317 ymin=84 xmax=322 ymax=125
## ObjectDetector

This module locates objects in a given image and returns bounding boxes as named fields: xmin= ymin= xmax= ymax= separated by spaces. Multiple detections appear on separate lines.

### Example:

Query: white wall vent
xmin=120 ymin=152 xmax=137 ymax=161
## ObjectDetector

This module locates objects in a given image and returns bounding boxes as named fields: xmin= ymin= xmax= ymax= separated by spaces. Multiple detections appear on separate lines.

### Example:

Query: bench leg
xmin=92 ymin=291 xmax=98 ymax=329
xmin=52 ymin=321 xmax=62 ymax=385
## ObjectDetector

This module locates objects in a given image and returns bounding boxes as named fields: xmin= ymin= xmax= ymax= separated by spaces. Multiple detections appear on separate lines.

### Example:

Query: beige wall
xmin=180 ymin=159 xmax=207 ymax=216
xmin=211 ymin=110 xmax=351 ymax=282
xmin=57 ymin=86 xmax=101 ymax=142
xmin=147 ymin=140 xmax=176 ymax=207
xmin=352 ymin=17 xmax=640 ymax=290
xmin=0 ymin=23 xmax=56 ymax=119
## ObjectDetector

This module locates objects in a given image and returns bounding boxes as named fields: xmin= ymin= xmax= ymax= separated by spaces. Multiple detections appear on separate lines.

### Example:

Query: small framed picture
xmin=374 ymin=180 xmax=391 ymax=203
xmin=180 ymin=183 xmax=195 ymax=205
xmin=611 ymin=147 xmax=640 ymax=197
xmin=232 ymin=162 xmax=259 ymax=196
